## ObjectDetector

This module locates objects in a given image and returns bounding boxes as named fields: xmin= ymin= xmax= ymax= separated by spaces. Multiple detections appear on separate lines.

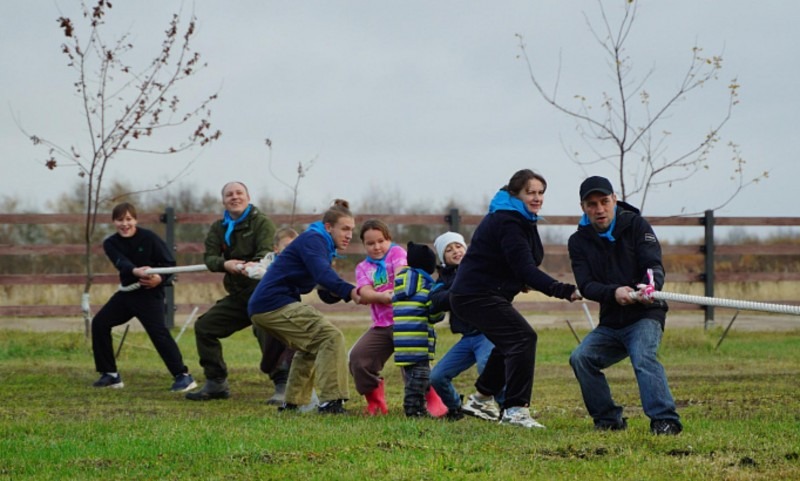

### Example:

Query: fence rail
xmin=2 ymin=210 xmax=800 ymax=328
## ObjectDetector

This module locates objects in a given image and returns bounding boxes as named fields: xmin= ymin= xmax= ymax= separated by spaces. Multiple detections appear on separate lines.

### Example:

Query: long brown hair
xmin=359 ymin=219 xmax=392 ymax=242
xmin=505 ymin=169 xmax=547 ymax=196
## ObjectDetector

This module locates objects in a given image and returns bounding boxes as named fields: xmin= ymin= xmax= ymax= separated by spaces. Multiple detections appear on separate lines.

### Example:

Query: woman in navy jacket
xmin=450 ymin=169 xmax=579 ymax=428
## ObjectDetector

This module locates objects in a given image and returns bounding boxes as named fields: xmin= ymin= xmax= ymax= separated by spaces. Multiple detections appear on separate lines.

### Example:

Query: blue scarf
xmin=365 ymin=243 xmax=397 ymax=289
xmin=307 ymin=221 xmax=338 ymax=262
xmin=579 ymin=207 xmax=617 ymax=243
xmin=221 ymin=204 xmax=253 ymax=246
xmin=488 ymin=189 xmax=538 ymax=222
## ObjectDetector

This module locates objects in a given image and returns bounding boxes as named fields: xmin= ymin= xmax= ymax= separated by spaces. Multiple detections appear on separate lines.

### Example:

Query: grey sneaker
xmin=500 ymin=407 xmax=546 ymax=429
xmin=93 ymin=373 xmax=124 ymax=389
xmin=299 ymin=389 xmax=320 ymax=413
xmin=461 ymin=393 xmax=500 ymax=421
xmin=185 ymin=379 xmax=230 ymax=401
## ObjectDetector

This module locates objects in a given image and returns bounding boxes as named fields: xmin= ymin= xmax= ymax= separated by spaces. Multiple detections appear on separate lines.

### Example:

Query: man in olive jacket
xmin=186 ymin=181 xmax=278 ymax=401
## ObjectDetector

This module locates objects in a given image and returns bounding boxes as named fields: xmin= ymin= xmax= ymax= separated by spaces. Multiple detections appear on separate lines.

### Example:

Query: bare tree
xmin=18 ymin=1 xmax=221 ymax=337
xmin=517 ymin=0 xmax=767 ymax=213
xmin=265 ymin=138 xmax=316 ymax=228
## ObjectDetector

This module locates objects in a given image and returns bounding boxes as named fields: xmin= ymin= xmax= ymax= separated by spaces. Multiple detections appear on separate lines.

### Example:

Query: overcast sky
xmin=2 ymin=1 xmax=798 ymax=225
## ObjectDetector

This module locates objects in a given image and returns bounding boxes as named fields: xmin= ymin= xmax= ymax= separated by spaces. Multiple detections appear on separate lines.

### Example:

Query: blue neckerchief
xmin=221 ymin=204 xmax=252 ymax=246
xmin=307 ymin=221 xmax=338 ymax=261
xmin=488 ymin=189 xmax=538 ymax=222
xmin=365 ymin=243 xmax=397 ymax=288
xmin=579 ymin=207 xmax=617 ymax=243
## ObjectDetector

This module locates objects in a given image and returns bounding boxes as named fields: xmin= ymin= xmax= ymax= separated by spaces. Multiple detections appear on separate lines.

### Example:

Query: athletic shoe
xmin=299 ymin=389 xmax=321 ymax=413
xmin=500 ymin=407 xmax=546 ymax=429
xmin=444 ymin=407 xmax=465 ymax=421
xmin=170 ymin=374 xmax=197 ymax=392
xmin=461 ymin=393 xmax=500 ymax=421
xmin=651 ymin=419 xmax=683 ymax=435
xmin=595 ymin=418 xmax=628 ymax=431
xmin=318 ymin=399 xmax=346 ymax=415
xmin=185 ymin=379 xmax=230 ymax=401
xmin=93 ymin=373 xmax=124 ymax=389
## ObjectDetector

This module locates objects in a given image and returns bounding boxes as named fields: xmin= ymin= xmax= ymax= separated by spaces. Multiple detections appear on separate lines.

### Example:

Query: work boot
xmin=364 ymin=379 xmax=388 ymax=415
xmin=185 ymin=378 xmax=230 ymax=401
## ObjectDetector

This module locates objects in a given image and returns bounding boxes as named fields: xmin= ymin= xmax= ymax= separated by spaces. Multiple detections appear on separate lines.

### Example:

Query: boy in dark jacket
xmin=568 ymin=176 xmax=682 ymax=435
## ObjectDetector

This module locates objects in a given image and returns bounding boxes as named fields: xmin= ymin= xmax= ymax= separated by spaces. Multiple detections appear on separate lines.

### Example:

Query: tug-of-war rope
xmin=119 ymin=263 xmax=800 ymax=316
xmin=117 ymin=253 xmax=276 ymax=292
xmin=628 ymin=269 xmax=800 ymax=316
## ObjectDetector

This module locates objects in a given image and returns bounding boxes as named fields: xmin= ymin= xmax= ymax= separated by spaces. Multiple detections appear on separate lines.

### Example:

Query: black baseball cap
xmin=579 ymin=176 xmax=614 ymax=200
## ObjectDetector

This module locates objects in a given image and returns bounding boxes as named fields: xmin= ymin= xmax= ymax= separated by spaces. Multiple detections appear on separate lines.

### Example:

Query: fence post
xmin=160 ymin=206 xmax=176 ymax=329
xmin=444 ymin=208 xmax=461 ymax=232
xmin=702 ymin=209 xmax=715 ymax=330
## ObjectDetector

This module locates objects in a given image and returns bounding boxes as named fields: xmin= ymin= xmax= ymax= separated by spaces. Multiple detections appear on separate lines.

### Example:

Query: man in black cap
xmin=567 ymin=176 xmax=683 ymax=435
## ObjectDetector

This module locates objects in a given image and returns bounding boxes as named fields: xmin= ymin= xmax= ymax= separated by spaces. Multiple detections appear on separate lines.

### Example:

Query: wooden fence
xmin=2 ymin=210 xmax=800 ymax=328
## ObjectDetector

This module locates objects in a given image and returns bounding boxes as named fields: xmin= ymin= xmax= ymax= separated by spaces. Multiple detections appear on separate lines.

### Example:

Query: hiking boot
xmin=462 ymin=393 xmax=500 ymax=421
xmin=266 ymin=382 xmax=287 ymax=406
xmin=93 ymin=373 xmax=124 ymax=389
xmin=185 ymin=379 xmax=230 ymax=401
xmin=500 ymin=406 xmax=546 ymax=429
xmin=595 ymin=418 xmax=628 ymax=431
xmin=651 ymin=419 xmax=683 ymax=435
xmin=318 ymin=399 xmax=346 ymax=415
xmin=170 ymin=374 xmax=197 ymax=392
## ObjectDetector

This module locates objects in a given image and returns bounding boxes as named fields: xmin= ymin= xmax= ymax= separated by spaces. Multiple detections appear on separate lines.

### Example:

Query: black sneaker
xmin=595 ymin=418 xmax=628 ymax=431
xmin=444 ymin=407 xmax=465 ymax=421
xmin=93 ymin=373 xmax=124 ymax=389
xmin=651 ymin=419 xmax=682 ymax=435
xmin=185 ymin=379 xmax=230 ymax=401
xmin=318 ymin=399 xmax=346 ymax=415
xmin=277 ymin=402 xmax=299 ymax=412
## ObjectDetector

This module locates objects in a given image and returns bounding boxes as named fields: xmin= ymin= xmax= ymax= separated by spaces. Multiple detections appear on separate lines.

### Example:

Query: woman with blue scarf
xmin=249 ymin=199 xmax=361 ymax=414
xmin=450 ymin=169 xmax=580 ymax=428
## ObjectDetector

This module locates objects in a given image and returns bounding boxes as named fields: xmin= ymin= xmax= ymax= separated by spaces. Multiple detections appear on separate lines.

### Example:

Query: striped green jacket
xmin=392 ymin=266 xmax=444 ymax=366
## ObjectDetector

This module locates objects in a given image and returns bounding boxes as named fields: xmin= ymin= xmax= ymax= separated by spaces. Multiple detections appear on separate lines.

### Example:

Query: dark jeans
xmin=92 ymin=289 xmax=187 ymax=376
xmin=450 ymin=293 xmax=537 ymax=410
xmin=402 ymin=361 xmax=430 ymax=413
xmin=569 ymin=318 xmax=681 ymax=427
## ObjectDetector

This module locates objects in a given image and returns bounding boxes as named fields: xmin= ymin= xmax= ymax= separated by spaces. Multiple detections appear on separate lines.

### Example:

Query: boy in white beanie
xmin=429 ymin=232 xmax=503 ymax=421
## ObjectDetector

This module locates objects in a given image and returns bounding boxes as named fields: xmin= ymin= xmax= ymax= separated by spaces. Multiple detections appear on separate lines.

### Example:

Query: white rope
xmin=144 ymin=264 xmax=209 ymax=275
xmin=630 ymin=290 xmax=800 ymax=316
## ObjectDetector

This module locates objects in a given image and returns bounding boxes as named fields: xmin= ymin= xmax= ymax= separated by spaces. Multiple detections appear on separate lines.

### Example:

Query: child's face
xmin=362 ymin=228 xmax=391 ymax=260
xmin=113 ymin=211 xmax=138 ymax=238
xmin=274 ymin=235 xmax=296 ymax=254
xmin=443 ymin=242 xmax=466 ymax=265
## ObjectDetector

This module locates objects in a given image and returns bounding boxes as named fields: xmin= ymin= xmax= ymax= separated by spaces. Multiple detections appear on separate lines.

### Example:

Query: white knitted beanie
xmin=433 ymin=231 xmax=467 ymax=266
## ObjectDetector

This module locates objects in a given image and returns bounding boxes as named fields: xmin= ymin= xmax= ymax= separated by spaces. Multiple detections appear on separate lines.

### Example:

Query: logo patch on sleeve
xmin=644 ymin=233 xmax=657 ymax=242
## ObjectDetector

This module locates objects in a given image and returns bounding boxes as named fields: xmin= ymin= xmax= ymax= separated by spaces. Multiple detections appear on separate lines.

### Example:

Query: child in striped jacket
xmin=392 ymin=241 xmax=445 ymax=417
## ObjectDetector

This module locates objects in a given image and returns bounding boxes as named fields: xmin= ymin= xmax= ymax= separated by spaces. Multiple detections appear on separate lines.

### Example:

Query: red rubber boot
xmin=364 ymin=379 xmax=388 ymax=415
xmin=426 ymin=386 xmax=448 ymax=418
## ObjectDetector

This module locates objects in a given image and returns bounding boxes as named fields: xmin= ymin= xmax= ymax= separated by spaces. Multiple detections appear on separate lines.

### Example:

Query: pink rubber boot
xmin=364 ymin=379 xmax=388 ymax=415
xmin=426 ymin=386 xmax=448 ymax=418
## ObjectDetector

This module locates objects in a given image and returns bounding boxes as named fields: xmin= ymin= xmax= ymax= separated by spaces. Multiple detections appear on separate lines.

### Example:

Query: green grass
xmin=1 ymin=324 xmax=799 ymax=480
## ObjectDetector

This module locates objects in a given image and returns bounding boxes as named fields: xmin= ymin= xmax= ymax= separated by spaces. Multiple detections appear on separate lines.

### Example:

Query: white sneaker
xmin=500 ymin=407 xmax=546 ymax=429
xmin=461 ymin=393 xmax=500 ymax=421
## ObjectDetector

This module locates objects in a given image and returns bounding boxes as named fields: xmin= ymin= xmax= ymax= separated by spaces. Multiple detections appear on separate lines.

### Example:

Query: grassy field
xmin=1 ymin=322 xmax=799 ymax=480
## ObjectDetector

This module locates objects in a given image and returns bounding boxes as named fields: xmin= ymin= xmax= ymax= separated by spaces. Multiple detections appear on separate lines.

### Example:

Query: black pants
xmin=450 ymin=293 xmax=537 ymax=410
xmin=92 ymin=289 xmax=188 ymax=376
